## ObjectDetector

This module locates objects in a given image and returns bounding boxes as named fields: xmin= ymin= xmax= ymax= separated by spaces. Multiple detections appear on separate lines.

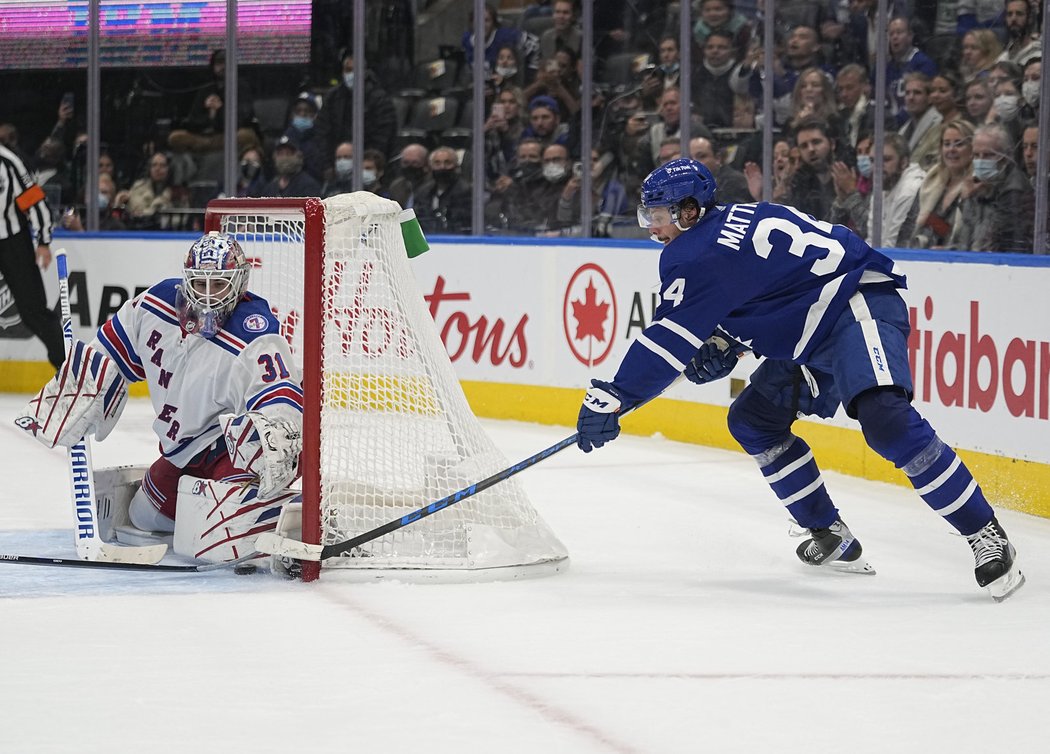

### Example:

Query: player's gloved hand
xmin=577 ymin=379 xmax=623 ymax=453
xmin=685 ymin=334 xmax=744 ymax=385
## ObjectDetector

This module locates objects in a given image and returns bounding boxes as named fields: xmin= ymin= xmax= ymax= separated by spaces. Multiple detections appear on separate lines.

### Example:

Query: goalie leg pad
xmin=92 ymin=465 xmax=149 ymax=541
xmin=14 ymin=340 xmax=128 ymax=448
xmin=269 ymin=502 xmax=303 ymax=577
xmin=173 ymin=476 xmax=300 ymax=565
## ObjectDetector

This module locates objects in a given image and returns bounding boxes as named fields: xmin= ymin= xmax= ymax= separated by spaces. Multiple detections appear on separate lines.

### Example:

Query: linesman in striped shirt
xmin=0 ymin=143 xmax=64 ymax=369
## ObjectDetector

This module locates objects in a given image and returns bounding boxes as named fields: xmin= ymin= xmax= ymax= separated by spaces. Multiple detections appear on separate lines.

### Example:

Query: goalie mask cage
xmin=204 ymin=194 xmax=568 ymax=581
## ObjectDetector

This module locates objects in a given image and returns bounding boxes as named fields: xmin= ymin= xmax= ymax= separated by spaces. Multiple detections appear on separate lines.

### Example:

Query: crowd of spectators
xmin=0 ymin=0 xmax=1045 ymax=251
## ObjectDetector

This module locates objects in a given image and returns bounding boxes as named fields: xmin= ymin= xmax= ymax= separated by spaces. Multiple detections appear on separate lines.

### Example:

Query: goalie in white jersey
xmin=18 ymin=232 xmax=304 ymax=565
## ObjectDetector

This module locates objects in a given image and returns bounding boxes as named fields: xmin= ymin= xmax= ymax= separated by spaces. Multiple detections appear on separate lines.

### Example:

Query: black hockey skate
xmin=795 ymin=519 xmax=875 ymax=575
xmin=966 ymin=517 xmax=1025 ymax=602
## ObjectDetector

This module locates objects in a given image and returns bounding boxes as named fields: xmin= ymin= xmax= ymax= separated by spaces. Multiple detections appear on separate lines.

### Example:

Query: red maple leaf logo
xmin=571 ymin=278 xmax=609 ymax=341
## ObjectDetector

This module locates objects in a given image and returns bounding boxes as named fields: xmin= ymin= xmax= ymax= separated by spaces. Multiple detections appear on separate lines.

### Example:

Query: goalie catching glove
xmin=14 ymin=340 xmax=128 ymax=448
xmin=221 ymin=411 xmax=303 ymax=497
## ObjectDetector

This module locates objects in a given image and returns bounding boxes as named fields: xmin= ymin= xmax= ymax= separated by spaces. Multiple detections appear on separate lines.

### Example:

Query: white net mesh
xmin=213 ymin=194 xmax=568 ymax=572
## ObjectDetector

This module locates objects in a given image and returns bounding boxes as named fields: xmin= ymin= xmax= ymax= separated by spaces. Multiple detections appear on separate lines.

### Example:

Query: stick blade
xmin=92 ymin=543 xmax=168 ymax=565
xmin=254 ymin=532 xmax=322 ymax=561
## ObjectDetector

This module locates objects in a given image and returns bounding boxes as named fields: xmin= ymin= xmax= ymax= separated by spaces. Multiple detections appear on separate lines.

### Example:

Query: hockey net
xmin=204 ymin=194 xmax=568 ymax=580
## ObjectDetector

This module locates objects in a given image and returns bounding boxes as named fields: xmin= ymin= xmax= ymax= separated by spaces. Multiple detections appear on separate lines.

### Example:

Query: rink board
xmin=1 ymin=233 xmax=1047 ymax=517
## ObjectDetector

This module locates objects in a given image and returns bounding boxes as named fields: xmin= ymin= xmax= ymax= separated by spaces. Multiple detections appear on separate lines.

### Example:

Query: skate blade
xmin=802 ymin=557 xmax=877 ymax=575
xmin=988 ymin=564 xmax=1025 ymax=602
xmin=114 ymin=525 xmax=173 ymax=548
xmin=825 ymin=557 xmax=876 ymax=575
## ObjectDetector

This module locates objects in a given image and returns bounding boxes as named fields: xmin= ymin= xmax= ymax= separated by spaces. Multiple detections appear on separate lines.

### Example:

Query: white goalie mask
xmin=177 ymin=232 xmax=250 ymax=338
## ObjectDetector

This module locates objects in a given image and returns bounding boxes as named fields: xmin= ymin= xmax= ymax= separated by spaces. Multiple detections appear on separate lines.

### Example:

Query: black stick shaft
xmin=0 ymin=554 xmax=202 ymax=571
xmin=0 ymin=554 xmax=246 ymax=572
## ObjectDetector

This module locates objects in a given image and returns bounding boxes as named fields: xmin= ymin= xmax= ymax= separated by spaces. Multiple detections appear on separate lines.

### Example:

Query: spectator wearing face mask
xmin=387 ymin=143 xmax=430 ymax=209
xmin=322 ymin=141 xmax=354 ymax=198
xmin=313 ymin=50 xmax=398 ymax=164
xmin=236 ymin=146 xmax=266 ymax=197
xmin=486 ymin=137 xmax=547 ymax=233
xmin=1021 ymin=55 xmax=1042 ymax=113
xmin=258 ymin=136 xmax=321 ymax=198
xmin=360 ymin=150 xmax=388 ymax=196
xmin=323 ymin=143 xmax=388 ymax=198
xmin=282 ymin=92 xmax=326 ymax=182
xmin=61 ymin=173 xmax=127 ymax=232
xmin=414 ymin=147 xmax=472 ymax=235
xmin=949 ymin=122 xmax=1034 ymax=253
xmin=830 ymin=133 xmax=925 ymax=248
xmin=987 ymin=64 xmax=1026 ymax=152
xmin=533 ymin=142 xmax=575 ymax=233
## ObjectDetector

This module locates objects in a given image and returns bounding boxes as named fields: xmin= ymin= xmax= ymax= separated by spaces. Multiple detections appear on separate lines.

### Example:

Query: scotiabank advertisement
xmin=2 ymin=236 xmax=1048 ymax=465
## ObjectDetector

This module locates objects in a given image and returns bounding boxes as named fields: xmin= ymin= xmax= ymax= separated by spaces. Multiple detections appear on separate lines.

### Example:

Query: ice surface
xmin=1 ymin=396 xmax=1048 ymax=753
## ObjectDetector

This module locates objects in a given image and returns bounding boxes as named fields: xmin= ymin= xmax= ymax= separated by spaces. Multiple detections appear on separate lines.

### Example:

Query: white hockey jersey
xmin=93 ymin=279 xmax=304 ymax=468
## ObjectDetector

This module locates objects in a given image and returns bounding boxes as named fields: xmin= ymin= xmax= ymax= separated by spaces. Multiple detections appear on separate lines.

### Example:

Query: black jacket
xmin=314 ymin=71 xmax=398 ymax=160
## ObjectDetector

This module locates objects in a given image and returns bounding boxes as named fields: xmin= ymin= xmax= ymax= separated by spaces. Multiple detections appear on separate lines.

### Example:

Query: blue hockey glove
xmin=577 ymin=379 xmax=623 ymax=453
xmin=685 ymin=334 xmax=744 ymax=385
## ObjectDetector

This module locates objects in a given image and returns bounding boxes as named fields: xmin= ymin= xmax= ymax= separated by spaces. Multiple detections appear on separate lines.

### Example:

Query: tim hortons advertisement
xmin=2 ymin=237 xmax=1047 ymax=463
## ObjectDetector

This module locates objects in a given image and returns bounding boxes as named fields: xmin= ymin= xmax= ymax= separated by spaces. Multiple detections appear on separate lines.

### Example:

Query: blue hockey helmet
xmin=637 ymin=158 xmax=717 ymax=228
xmin=176 ymin=231 xmax=250 ymax=338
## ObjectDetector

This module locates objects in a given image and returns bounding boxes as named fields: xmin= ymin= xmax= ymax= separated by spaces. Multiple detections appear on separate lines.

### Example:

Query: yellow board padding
xmin=0 ymin=361 xmax=150 ymax=396
xmin=459 ymin=380 xmax=1050 ymax=520
xmin=3 ymin=361 xmax=1046 ymax=519
xmin=323 ymin=373 xmax=440 ymax=415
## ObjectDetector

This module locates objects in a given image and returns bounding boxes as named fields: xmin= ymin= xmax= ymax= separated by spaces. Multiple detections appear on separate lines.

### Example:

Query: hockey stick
xmin=255 ymin=377 xmax=686 ymax=564
xmin=54 ymin=250 xmax=167 ymax=565
xmin=0 ymin=551 xmax=258 ymax=573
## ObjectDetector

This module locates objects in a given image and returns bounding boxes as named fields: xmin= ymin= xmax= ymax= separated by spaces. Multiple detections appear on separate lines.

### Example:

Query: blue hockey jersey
xmin=612 ymin=202 xmax=907 ymax=404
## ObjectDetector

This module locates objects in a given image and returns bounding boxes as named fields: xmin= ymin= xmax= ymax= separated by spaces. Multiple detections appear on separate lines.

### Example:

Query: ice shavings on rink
xmin=1 ymin=396 xmax=1049 ymax=754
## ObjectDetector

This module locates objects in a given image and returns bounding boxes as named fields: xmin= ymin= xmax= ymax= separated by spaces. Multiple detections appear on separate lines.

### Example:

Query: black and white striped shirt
xmin=0 ymin=144 xmax=53 ymax=245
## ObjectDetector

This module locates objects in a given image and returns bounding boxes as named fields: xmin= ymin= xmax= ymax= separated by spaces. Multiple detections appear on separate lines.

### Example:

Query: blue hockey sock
xmin=755 ymin=436 xmax=838 ymax=529
xmin=902 ymin=437 xmax=994 ymax=536
xmin=855 ymin=389 xmax=993 ymax=536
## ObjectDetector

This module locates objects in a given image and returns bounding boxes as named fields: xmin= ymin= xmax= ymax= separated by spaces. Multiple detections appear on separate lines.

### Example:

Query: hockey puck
xmin=234 ymin=564 xmax=258 ymax=576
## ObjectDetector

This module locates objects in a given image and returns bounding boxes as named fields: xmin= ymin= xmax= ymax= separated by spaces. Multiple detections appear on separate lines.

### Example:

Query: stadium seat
xmin=601 ymin=52 xmax=655 ymax=89
xmin=407 ymin=95 xmax=461 ymax=134
xmin=457 ymin=98 xmax=474 ymax=128
xmin=391 ymin=93 xmax=419 ymax=130
xmin=414 ymin=59 xmax=461 ymax=94
xmin=394 ymin=127 xmax=431 ymax=153
xmin=521 ymin=15 xmax=555 ymax=37
xmin=252 ymin=97 xmax=289 ymax=140
xmin=439 ymin=127 xmax=473 ymax=150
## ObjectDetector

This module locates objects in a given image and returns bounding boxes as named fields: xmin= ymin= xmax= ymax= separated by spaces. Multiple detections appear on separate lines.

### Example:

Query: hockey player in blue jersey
xmin=576 ymin=158 xmax=1025 ymax=601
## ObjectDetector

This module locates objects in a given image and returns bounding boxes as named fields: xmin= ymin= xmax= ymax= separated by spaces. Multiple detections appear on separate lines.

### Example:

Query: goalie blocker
xmin=14 ymin=340 xmax=128 ymax=449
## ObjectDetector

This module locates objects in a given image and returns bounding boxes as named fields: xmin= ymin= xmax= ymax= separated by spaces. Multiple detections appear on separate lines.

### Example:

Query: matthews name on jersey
xmin=94 ymin=279 xmax=304 ymax=467
xmin=614 ymin=201 xmax=907 ymax=403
